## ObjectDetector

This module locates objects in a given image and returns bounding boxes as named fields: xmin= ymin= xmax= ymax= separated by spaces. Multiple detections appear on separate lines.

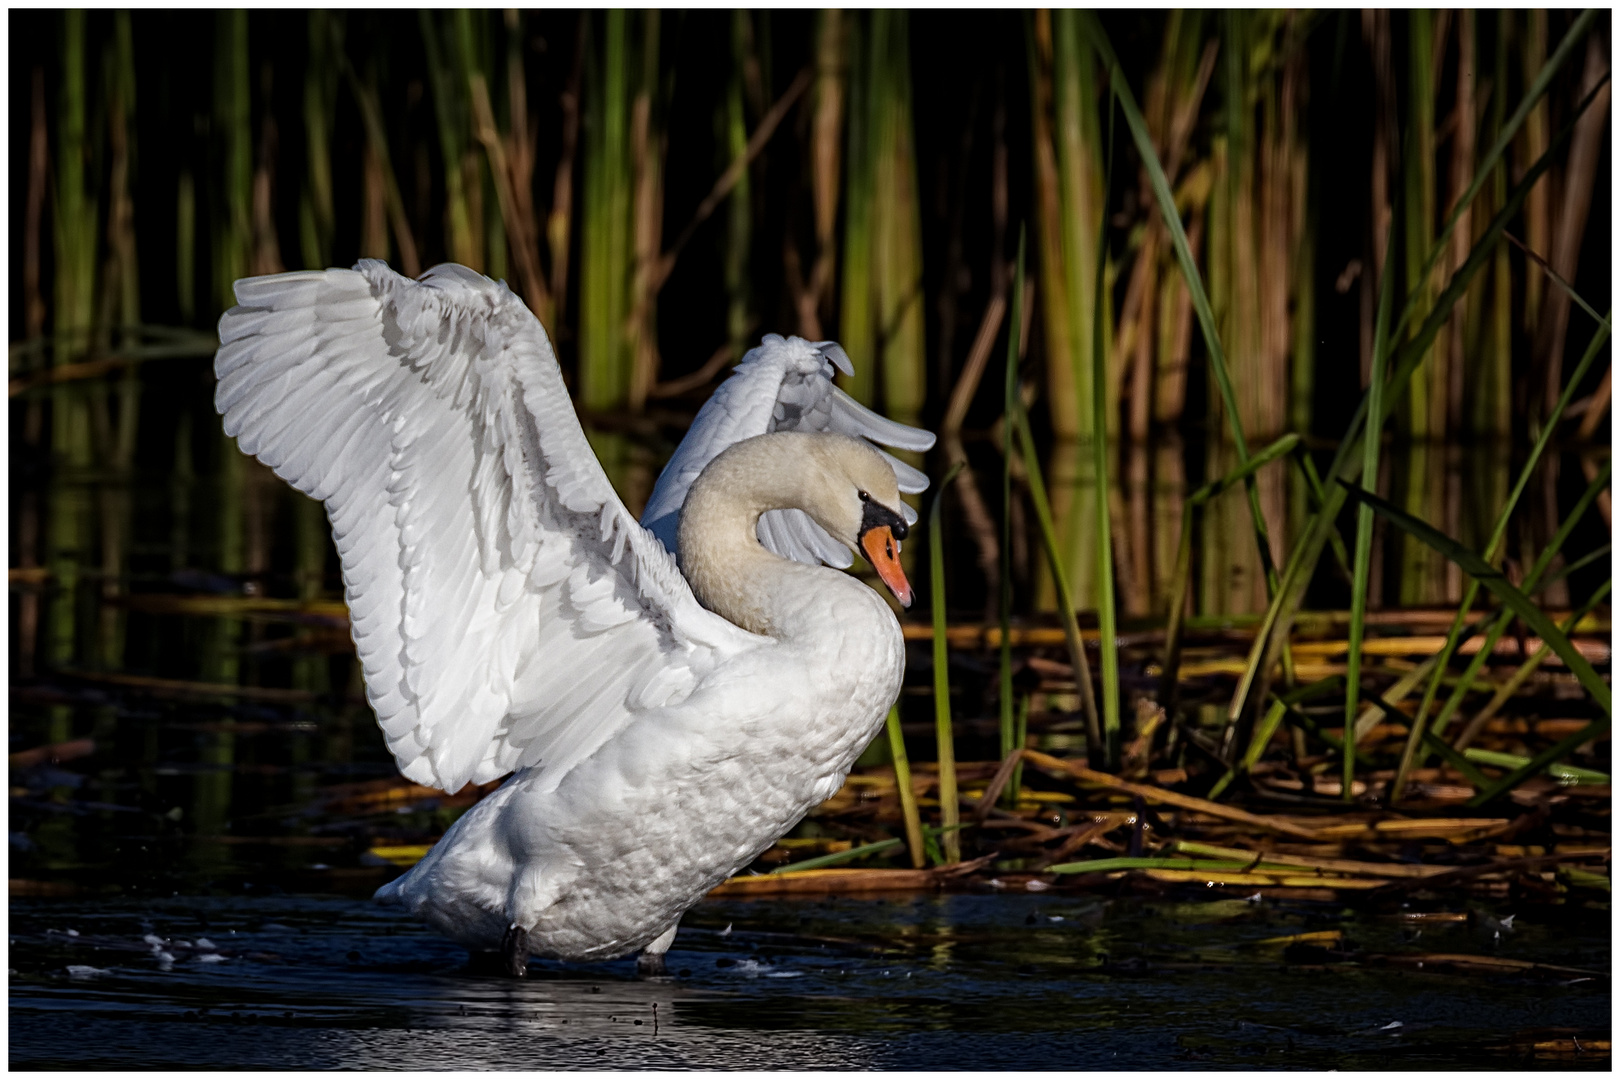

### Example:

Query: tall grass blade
xmin=215 ymin=11 xmax=252 ymax=312
xmin=1346 ymin=212 xmax=1401 ymax=800
xmin=1338 ymin=481 xmax=1611 ymax=714
xmin=420 ymin=11 xmax=480 ymax=269
xmin=999 ymin=230 xmax=1020 ymax=769
xmin=839 ymin=11 xmax=925 ymax=428
xmin=884 ymin=704 xmax=925 ymax=869
xmin=1091 ymin=83 xmax=1119 ymax=765
xmin=300 ymin=12 xmax=340 ymax=270
xmin=930 ymin=463 xmax=964 ymax=863
xmin=1027 ymin=10 xmax=1107 ymax=444
xmin=1012 ymin=390 xmax=1101 ymax=762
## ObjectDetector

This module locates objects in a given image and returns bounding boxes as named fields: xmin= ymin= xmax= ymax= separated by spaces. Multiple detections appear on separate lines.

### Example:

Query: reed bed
xmin=8 ymin=11 xmax=1611 ymax=905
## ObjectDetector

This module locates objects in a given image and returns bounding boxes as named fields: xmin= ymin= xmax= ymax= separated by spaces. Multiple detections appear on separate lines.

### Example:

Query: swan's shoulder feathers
xmin=215 ymin=260 xmax=762 ymax=794
xmin=640 ymin=334 xmax=936 ymax=568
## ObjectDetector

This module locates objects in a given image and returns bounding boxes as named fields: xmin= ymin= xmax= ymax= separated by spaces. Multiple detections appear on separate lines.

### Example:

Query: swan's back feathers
xmin=640 ymin=334 xmax=936 ymax=566
xmin=216 ymin=260 xmax=760 ymax=794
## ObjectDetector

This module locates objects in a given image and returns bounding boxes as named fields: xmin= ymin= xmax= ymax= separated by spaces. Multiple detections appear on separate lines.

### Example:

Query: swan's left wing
xmin=215 ymin=260 xmax=765 ymax=796
xmin=640 ymin=334 xmax=936 ymax=566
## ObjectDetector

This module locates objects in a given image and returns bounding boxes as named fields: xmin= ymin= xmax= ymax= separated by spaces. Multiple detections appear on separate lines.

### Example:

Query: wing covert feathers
xmin=215 ymin=261 xmax=755 ymax=794
xmin=640 ymin=333 xmax=937 ymax=561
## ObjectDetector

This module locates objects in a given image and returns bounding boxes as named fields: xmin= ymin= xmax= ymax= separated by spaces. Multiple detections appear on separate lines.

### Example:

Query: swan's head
xmin=798 ymin=435 xmax=914 ymax=607
xmin=679 ymin=431 xmax=916 ymax=617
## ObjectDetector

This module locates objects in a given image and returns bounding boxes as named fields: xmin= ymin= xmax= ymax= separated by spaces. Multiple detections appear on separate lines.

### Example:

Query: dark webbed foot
xmin=502 ymin=924 xmax=530 ymax=978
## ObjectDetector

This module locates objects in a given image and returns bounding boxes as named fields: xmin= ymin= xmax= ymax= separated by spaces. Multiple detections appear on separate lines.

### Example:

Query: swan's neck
xmin=677 ymin=433 xmax=848 ymax=636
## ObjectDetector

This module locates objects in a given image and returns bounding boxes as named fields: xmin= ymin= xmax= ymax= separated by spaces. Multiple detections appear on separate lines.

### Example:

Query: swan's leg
xmin=503 ymin=864 xmax=562 ymax=979
xmin=502 ymin=924 xmax=531 ymax=978
xmin=635 ymin=919 xmax=680 ymax=977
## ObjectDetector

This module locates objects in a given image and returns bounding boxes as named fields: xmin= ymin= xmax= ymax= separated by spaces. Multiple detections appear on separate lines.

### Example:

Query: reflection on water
xmin=9 ymin=892 xmax=1610 ymax=1069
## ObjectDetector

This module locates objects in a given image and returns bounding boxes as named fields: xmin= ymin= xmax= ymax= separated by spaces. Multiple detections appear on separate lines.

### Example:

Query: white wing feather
xmin=640 ymin=334 xmax=936 ymax=566
xmin=215 ymin=260 xmax=763 ymax=795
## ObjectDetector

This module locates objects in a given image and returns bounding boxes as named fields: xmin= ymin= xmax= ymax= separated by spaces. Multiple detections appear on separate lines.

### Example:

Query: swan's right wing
xmin=215 ymin=261 xmax=764 ymax=796
xmin=640 ymin=334 xmax=936 ymax=566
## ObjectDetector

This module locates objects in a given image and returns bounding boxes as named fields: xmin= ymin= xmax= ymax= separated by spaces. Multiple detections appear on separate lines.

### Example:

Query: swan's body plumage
xmin=214 ymin=260 xmax=933 ymax=962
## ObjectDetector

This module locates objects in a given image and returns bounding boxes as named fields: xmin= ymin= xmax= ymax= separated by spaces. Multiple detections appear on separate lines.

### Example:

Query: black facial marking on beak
xmin=859 ymin=498 xmax=907 ymax=541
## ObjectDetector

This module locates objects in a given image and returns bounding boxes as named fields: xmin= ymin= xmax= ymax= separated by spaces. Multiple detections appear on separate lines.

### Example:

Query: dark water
xmin=10 ymin=889 xmax=1611 ymax=1070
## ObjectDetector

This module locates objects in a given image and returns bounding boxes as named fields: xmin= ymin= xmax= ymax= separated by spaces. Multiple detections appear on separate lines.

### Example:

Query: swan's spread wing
xmin=215 ymin=261 xmax=762 ymax=794
xmin=640 ymin=334 xmax=936 ymax=566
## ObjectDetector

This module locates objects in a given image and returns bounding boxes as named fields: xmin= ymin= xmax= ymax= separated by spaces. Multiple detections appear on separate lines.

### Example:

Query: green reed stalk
xmin=930 ymin=463 xmax=963 ymax=863
xmin=46 ymin=11 xmax=95 ymax=681
xmin=1006 ymin=232 xmax=1102 ymax=764
xmin=884 ymin=704 xmax=926 ymax=869
xmin=1032 ymin=9 xmax=1106 ymax=443
xmin=839 ymin=11 xmax=874 ymax=406
xmin=301 ymin=12 xmax=340 ymax=269
xmin=1473 ymin=12 xmax=1514 ymax=438
xmin=1009 ymin=692 xmax=1030 ymax=804
xmin=177 ymin=167 xmax=196 ymax=323
xmin=54 ymin=9 xmax=95 ymax=369
xmin=1402 ymin=10 xmax=1440 ymax=442
xmin=1345 ymin=214 xmax=1400 ymax=801
xmin=1091 ymin=85 xmax=1120 ymax=765
xmin=808 ymin=9 xmax=844 ymax=334
xmin=421 ymin=11 xmax=480 ymax=269
xmin=998 ymin=232 xmax=1018 ymax=770
xmin=839 ymin=11 xmax=924 ymax=425
xmin=1391 ymin=315 xmax=1611 ymax=798
xmin=215 ymin=11 xmax=252 ymax=312
xmin=581 ymin=11 xmax=635 ymax=415
xmin=723 ymin=11 xmax=753 ymax=362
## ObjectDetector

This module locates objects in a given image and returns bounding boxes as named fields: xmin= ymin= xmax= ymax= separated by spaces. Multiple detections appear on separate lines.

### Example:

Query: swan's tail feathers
xmin=372 ymin=877 xmax=405 ymax=906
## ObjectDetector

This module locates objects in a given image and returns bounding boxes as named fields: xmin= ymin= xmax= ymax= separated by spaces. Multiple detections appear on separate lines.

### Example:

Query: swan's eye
xmin=858 ymin=490 xmax=869 ymax=502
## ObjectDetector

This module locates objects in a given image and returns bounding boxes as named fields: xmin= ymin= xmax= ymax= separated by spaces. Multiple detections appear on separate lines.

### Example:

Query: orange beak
xmin=860 ymin=526 xmax=913 ymax=607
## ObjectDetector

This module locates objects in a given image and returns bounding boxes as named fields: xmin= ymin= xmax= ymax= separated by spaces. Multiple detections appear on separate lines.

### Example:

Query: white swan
xmin=214 ymin=260 xmax=935 ymax=975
